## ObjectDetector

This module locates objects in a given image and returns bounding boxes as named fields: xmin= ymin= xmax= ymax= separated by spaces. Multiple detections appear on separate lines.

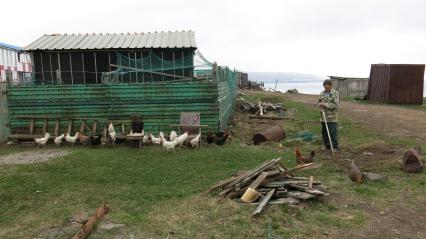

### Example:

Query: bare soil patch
xmin=286 ymin=94 xmax=426 ymax=143
xmin=0 ymin=150 xmax=69 ymax=165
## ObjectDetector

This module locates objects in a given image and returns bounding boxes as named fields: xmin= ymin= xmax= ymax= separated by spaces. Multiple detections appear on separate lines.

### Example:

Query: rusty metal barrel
xmin=252 ymin=126 xmax=286 ymax=145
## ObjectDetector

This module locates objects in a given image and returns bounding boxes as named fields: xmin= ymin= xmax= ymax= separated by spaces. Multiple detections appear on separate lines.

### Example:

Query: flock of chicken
xmin=34 ymin=123 xmax=229 ymax=154
xmin=294 ymin=146 xmax=369 ymax=184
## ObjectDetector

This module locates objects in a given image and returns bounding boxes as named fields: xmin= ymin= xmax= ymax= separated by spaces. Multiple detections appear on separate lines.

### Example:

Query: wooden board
xmin=252 ymin=188 xmax=276 ymax=216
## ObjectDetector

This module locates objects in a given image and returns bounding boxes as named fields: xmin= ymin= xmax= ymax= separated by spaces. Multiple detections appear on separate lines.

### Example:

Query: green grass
xmin=0 ymin=91 xmax=425 ymax=238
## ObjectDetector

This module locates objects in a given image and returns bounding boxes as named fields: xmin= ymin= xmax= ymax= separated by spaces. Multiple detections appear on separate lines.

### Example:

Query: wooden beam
xmin=29 ymin=118 xmax=34 ymax=134
xmin=42 ymin=118 xmax=48 ymax=134
xmin=40 ymin=53 xmax=45 ymax=83
xmin=69 ymin=52 xmax=74 ymax=85
xmin=252 ymin=188 xmax=275 ymax=216
xmin=49 ymin=52 xmax=54 ymax=84
xmin=94 ymin=52 xmax=98 ymax=84
xmin=80 ymin=122 xmax=85 ymax=134
xmin=82 ymin=53 xmax=86 ymax=84
xmin=92 ymin=120 xmax=97 ymax=136
xmin=67 ymin=120 xmax=72 ymax=134
xmin=248 ymin=171 xmax=269 ymax=190
xmin=54 ymin=119 xmax=60 ymax=136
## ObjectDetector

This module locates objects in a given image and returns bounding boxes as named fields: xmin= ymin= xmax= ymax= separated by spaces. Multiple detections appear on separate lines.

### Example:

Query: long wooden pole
xmin=322 ymin=109 xmax=335 ymax=158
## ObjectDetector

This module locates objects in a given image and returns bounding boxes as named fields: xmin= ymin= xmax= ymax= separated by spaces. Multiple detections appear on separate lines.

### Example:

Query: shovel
xmin=321 ymin=109 xmax=335 ymax=159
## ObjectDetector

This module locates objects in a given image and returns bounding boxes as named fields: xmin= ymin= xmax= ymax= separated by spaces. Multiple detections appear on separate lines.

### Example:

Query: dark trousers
xmin=321 ymin=122 xmax=338 ymax=149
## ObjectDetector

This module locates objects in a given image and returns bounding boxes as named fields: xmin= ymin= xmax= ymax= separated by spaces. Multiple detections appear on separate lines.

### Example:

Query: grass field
xmin=0 ymin=91 xmax=425 ymax=238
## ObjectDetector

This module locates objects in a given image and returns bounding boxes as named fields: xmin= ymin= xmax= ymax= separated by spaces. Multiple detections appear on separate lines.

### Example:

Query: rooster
xmin=348 ymin=160 xmax=363 ymax=184
xmin=65 ymin=132 xmax=79 ymax=146
xmin=295 ymin=147 xmax=315 ymax=164
xmin=54 ymin=134 xmax=65 ymax=146
xmin=190 ymin=132 xmax=202 ymax=148
xmin=207 ymin=130 xmax=229 ymax=146
xmin=34 ymin=133 xmax=50 ymax=147
xmin=169 ymin=130 xmax=177 ymax=141
xmin=108 ymin=123 xmax=116 ymax=147
xmin=149 ymin=133 xmax=162 ymax=145
xmin=175 ymin=132 xmax=188 ymax=147
xmin=160 ymin=136 xmax=178 ymax=154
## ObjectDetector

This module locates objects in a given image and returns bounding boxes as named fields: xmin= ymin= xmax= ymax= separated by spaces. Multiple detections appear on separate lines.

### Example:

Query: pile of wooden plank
xmin=206 ymin=158 xmax=329 ymax=216
xmin=239 ymin=98 xmax=285 ymax=115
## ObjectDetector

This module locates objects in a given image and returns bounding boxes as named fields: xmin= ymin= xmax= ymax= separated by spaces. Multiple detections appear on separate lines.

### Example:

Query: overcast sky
xmin=1 ymin=0 xmax=426 ymax=77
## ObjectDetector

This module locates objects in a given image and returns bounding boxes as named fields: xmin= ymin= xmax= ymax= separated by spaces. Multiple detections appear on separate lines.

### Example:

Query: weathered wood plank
xmin=252 ymin=188 xmax=276 ymax=216
xmin=29 ymin=118 xmax=34 ymax=135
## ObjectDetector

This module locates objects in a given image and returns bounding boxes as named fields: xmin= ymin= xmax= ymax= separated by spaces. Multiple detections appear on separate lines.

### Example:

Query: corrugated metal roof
xmin=24 ymin=31 xmax=197 ymax=51
xmin=0 ymin=42 xmax=22 ymax=51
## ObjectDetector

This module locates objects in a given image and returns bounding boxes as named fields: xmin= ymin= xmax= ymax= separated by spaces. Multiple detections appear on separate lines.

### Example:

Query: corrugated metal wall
xmin=7 ymin=82 xmax=222 ymax=136
xmin=368 ymin=64 xmax=424 ymax=104
xmin=330 ymin=77 xmax=369 ymax=98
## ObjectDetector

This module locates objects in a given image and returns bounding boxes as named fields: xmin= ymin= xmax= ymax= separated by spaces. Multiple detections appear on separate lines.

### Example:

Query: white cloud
xmin=1 ymin=0 xmax=425 ymax=77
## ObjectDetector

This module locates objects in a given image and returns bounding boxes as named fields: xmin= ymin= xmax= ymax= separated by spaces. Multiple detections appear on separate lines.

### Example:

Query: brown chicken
xmin=348 ymin=160 xmax=363 ymax=183
xmin=295 ymin=147 xmax=315 ymax=164
xmin=78 ymin=132 xmax=91 ymax=146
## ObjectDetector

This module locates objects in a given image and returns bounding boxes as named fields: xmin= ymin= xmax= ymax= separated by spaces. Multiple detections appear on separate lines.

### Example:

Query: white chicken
xmin=160 ymin=136 xmax=178 ymax=154
xmin=143 ymin=133 xmax=151 ymax=144
xmin=149 ymin=133 xmax=162 ymax=145
xmin=190 ymin=132 xmax=202 ymax=149
xmin=159 ymin=131 xmax=164 ymax=139
xmin=65 ymin=132 xmax=79 ymax=146
xmin=108 ymin=123 xmax=117 ymax=147
xmin=54 ymin=134 xmax=65 ymax=146
xmin=169 ymin=130 xmax=177 ymax=141
xmin=175 ymin=132 xmax=189 ymax=147
xmin=34 ymin=132 xmax=50 ymax=147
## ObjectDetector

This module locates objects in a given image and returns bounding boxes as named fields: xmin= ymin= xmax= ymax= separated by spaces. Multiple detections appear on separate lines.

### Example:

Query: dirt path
xmin=286 ymin=94 xmax=426 ymax=144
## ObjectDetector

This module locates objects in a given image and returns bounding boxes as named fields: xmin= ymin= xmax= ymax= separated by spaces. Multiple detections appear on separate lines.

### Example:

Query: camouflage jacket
xmin=318 ymin=89 xmax=339 ymax=122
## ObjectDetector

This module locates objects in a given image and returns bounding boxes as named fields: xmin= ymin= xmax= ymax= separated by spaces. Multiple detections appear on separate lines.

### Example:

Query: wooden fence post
xmin=0 ymin=83 xmax=11 ymax=141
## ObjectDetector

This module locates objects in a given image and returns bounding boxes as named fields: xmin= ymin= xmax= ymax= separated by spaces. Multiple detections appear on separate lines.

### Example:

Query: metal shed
xmin=329 ymin=76 xmax=369 ymax=98
xmin=367 ymin=64 xmax=425 ymax=104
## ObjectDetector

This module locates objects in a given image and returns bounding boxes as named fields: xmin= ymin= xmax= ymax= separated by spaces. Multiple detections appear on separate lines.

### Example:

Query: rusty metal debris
xmin=71 ymin=204 xmax=110 ymax=239
xmin=252 ymin=126 xmax=286 ymax=145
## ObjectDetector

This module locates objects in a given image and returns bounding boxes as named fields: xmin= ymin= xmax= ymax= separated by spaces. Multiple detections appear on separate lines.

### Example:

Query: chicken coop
xmin=1 ymin=31 xmax=238 ymax=140
xmin=367 ymin=64 xmax=425 ymax=104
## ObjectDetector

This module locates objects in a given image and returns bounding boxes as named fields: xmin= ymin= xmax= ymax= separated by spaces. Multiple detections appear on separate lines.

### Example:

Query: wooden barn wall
xmin=331 ymin=78 xmax=369 ymax=98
